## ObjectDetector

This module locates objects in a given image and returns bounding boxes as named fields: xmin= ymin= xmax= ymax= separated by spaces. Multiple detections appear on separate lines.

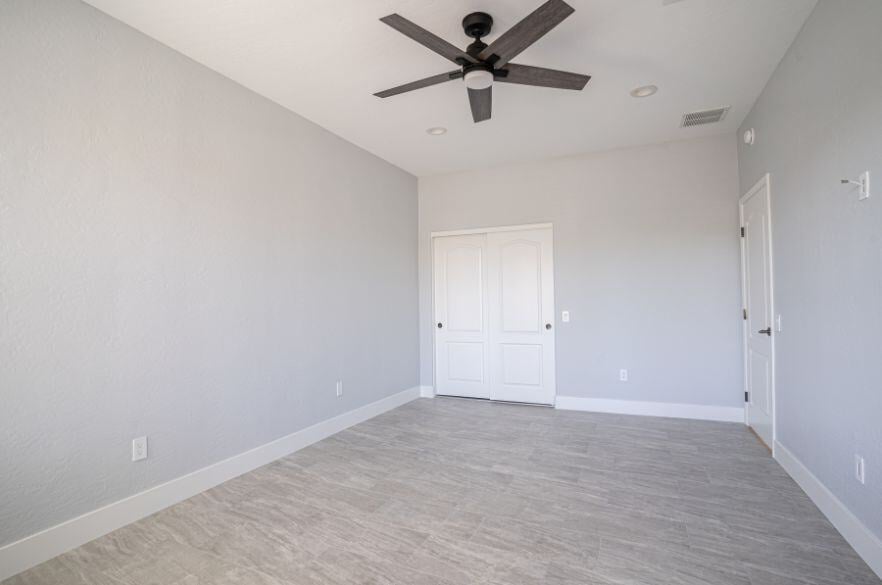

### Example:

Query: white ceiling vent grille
xmin=681 ymin=107 xmax=730 ymax=128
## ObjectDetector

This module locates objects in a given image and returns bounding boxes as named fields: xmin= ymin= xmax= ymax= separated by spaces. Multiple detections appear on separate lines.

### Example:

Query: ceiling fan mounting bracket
xmin=462 ymin=12 xmax=493 ymax=40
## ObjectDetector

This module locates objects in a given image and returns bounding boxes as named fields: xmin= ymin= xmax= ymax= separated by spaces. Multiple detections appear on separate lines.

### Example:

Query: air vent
xmin=681 ymin=107 xmax=730 ymax=128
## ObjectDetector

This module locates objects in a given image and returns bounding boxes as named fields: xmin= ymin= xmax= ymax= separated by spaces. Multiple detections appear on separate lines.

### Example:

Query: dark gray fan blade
xmin=467 ymin=87 xmax=492 ymax=123
xmin=380 ymin=14 xmax=478 ymax=65
xmin=478 ymin=0 xmax=574 ymax=68
xmin=496 ymin=63 xmax=590 ymax=90
xmin=375 ymin=71 xmax=463 ymax=98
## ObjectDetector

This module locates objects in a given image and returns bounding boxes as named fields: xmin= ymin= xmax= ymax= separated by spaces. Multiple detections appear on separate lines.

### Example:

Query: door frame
xmin=431 ymin=222 xmax=553 ymax=238
xmin=429 ymin=222 xmax=555 ymax=401
xmin=739 ymin=174 xmax=776 ymax=452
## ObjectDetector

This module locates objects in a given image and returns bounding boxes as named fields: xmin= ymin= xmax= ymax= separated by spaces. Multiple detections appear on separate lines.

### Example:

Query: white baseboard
xmin=419 ymin=385 xmax=435 ymax=398
xmin=555 ymin=396 xmax=744 ymax=423
xmin=0 ymin=386 xmax=422 ymax=582
xmin=774 ymin=441 xmax=882 ymax=579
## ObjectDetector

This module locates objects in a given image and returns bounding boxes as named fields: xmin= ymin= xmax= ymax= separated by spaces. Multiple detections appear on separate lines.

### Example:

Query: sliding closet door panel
xmin=487 ymin=228 xmax=555 ymax=404
xmin=500 ymin=241 xmax=542 ymax=332
xmin=433 ymin=234 xmax=490 ymax=399
xmin=445 ymin=246 xmax=483 ymax=332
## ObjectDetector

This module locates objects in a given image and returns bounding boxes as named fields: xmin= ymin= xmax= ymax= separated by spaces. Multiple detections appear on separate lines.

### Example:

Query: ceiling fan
xmin=374 ymin=0 xmax=591 ymax=123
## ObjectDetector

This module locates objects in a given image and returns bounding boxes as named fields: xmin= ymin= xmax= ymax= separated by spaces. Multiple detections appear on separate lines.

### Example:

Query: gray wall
xmin=419 ymin=135 xmax=743 ymax=408
xmin=737 ymin=0 xmax=882 ymax=539
xmin=0 ymin=0 xmax=418 ymax=546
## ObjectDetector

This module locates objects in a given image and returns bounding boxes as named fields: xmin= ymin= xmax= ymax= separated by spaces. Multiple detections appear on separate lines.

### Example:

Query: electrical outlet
xmin=855 ymin=455 xmax=866 ymax=485
xmin=132 ymin=436 xmax=147 ymax=462
xmin=336 ymin=380 xmax=343 ymax=397
xmin=619 ymin=369 xmax=628 ymax=382
xmin=561 ymin=310 xmax=570 ymax=323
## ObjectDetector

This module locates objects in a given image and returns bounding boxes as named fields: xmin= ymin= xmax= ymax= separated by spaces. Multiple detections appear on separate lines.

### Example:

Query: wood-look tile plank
xmin=4 ymin=397 xmax=879 ymax=585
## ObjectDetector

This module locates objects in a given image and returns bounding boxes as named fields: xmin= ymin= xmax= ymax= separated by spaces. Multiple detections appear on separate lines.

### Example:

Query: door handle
xmin=545 ymin=323 xmax=552 ymax=330
xmin=437 ymin=322 xmax=443 ymax=329
xmin=758 ymin=327 xmax=771 ymax=336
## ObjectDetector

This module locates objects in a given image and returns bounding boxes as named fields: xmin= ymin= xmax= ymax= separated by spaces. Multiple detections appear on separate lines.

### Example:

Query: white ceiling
xmin=84 ymin=0 xmax=817 ymax=176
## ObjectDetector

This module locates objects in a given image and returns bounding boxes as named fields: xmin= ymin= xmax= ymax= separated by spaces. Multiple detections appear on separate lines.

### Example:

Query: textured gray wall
xmin=737 ymin=0 xmax=882 ymax=539
xmin=0 ymin=0 xmax=418 ymax=546
xmin=419 ymin=135 xmax=743 ymax=409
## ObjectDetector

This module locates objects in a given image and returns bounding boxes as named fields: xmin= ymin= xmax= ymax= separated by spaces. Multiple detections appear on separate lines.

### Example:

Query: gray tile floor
xmin=5 ymin=397 xmax=880 ymax=585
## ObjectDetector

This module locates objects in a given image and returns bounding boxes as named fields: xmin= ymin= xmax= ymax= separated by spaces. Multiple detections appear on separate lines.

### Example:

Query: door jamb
xmin=739 ymin=173 xmax=776 ymax=454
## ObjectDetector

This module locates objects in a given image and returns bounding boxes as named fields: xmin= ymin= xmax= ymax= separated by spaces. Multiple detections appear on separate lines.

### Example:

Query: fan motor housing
xmin=462 ymin=12 xmax=493 ymax=39
xmin=463 ymin=62 xmax=493 ymax=76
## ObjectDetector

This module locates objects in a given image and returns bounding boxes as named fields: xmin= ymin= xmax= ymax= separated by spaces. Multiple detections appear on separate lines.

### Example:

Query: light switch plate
xmin=855 ymin=455 xmax=866 ymax=484
xmin=561 ymin=311 xmax=570 ymax=323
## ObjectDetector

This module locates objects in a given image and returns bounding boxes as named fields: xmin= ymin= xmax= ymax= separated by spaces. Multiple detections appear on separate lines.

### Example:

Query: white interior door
xmin=487 ymin=228 xmax=556 ymax=405
xmin=740 ymin=176 xmax=774 ymax=449
xmin=433 ymin=234 xmax=490 ymax=399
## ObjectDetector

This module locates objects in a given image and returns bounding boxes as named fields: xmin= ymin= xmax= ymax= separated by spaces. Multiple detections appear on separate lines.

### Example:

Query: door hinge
xmin=744 ymin=391 xmax=749 ymax=403
xmin=740 ymin=226 xmax=745 ymax=238
xmin=743 ymin=308 xmax=747 ymax=320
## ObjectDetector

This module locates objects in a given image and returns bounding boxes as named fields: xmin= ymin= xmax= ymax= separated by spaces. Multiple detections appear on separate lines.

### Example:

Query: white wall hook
xmin=840 ymin=171 xmax=870 ymax=200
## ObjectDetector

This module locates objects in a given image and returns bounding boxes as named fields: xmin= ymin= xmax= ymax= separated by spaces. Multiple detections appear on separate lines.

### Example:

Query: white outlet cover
xmin=561 ymin=311 xmax=570 ymax=323
xmin=132 ymin=436 xmax=148 ymax=462
xmin=619 ymin=369 xmax=629 ymax=382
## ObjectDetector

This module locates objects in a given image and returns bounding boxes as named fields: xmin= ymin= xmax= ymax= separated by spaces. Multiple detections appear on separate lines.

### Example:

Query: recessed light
xmin=426 ymin=127 xmax=447 ymax=136
xmin=630 ymin=85 xmax=658 ymax=98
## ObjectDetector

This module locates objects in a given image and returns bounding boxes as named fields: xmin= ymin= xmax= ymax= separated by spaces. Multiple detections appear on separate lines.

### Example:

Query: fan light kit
xmin=374 ymin=0 xmax=591 ymax=123
xmin=464 ymin=69 xmax=494 ymax=90
xmin=630 ymin=85 xmax=658 ymax=98
xmin=426 ymin=127 xmax=448 ymax=135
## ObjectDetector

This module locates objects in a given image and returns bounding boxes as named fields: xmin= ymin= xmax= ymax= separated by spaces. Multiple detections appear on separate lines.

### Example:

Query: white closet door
xmin=487 ymin=228 xmax=556 ymax=405
xmin=433 ymin=234 xmax=490 ymax=399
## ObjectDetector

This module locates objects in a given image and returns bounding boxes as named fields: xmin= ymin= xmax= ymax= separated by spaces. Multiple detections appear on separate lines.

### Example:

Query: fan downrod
xmin=463 ymin=12 xmax=492 ymax=58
